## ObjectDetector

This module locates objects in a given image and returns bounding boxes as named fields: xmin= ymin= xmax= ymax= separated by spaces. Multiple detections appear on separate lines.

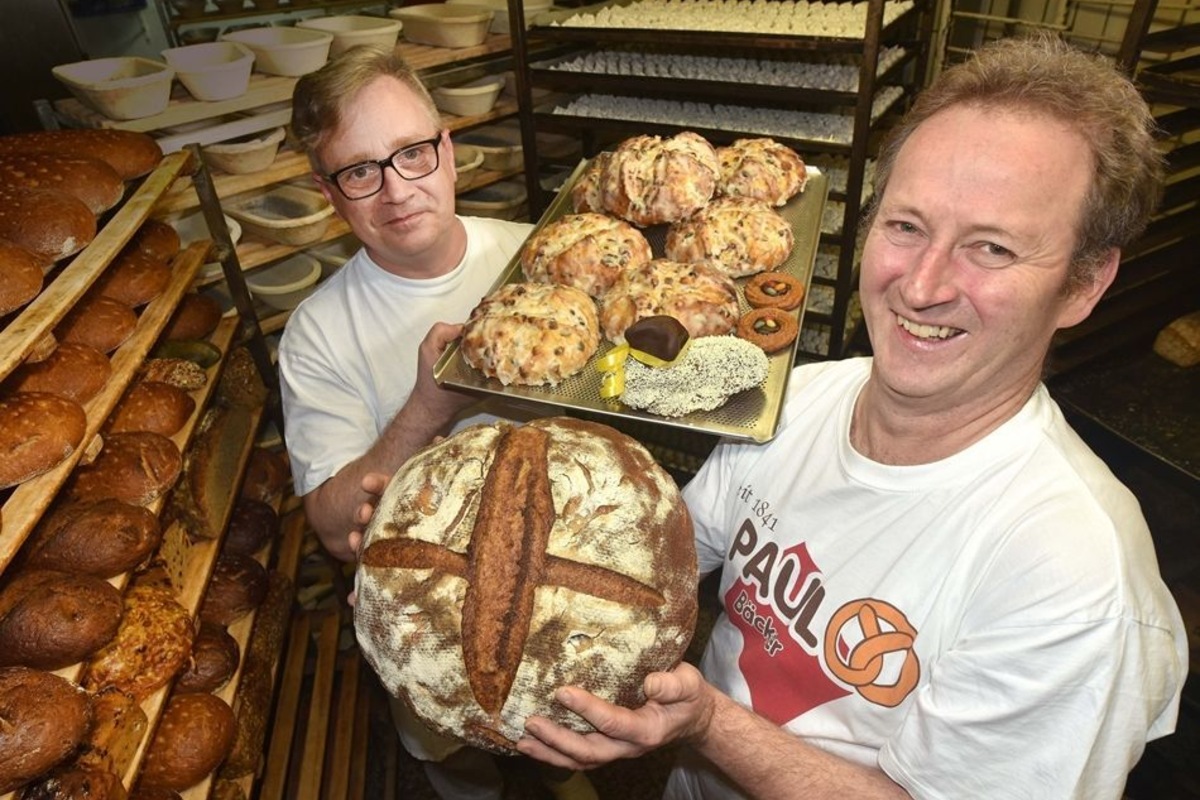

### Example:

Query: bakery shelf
xmin=0 ymin=149 xmax=192 ymax=383
xmin=52 ymin=73 xmax=298 ymax=134
xmin=0 ymin=240 xmax=209 ymax=575
xmin=399 ymin=33 xmax=514 ymax=72
xmin=180 ymin=504 xmax=307 ymax=800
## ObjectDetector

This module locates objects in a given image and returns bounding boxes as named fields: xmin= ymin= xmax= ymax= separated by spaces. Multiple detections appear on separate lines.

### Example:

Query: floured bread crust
xmin=717 ymin=137 xmax=808 ymax=207
xmin=570 ymin=151 xmax=610 ymax=215
xmin=665 ymin=196 xmax=795 ymax=278
xmin=354 ymin=417 xmax=697 ymax=753
xmin=520 ymin=212 xmax=652 ymax=299
xmin=600 ymin=258 xmax=739 ymax=344
xmin=601 ymin=132 xmax=720 ymax=226
xmin=460 ymin=282 xmax=600 ymax=386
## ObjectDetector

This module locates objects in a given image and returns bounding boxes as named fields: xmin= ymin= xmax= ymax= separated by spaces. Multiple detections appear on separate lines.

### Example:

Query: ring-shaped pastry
xmin=744 ymin=271 xmax=805 ymax=311
xmin=737 ymin=307 xmax=798 ymax=354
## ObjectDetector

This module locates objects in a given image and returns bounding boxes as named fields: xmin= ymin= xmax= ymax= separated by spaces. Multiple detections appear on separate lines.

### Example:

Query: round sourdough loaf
xmin=0 ymin=237 xmax=45 ymax=315
xmin=138 ymin=692 xmax=236 ymax=791
xmin=0 ymin=392 xmax=87 ymax=489
xmin=10 ymin=341 xmax=112 ymax=403
xmin=95 ymin=250 xmax=171 ymax=308
xmin=25 ymin=499 xmax=162 ymax=578
xmin=56 ymin=295 xmax=138 ymax=354
xmin=174 ymin=622 xmax=239 ymax=694
xmin=0 ymin=185 xmax=96 ymax=262
xmin=163 ymin=292 xmax=222 ymax=341
xmin=355 ymin=416 xmax=697 ymax=753
xmin=0 ymin=568 xmax=123 ymax=670
xmin=68 ymin=431 xmax=182 ymax=506
xmin=129 ymin=218 xmax=181 ymax=263
xmin=198 ymin=552 xmax=268 ymax=626
xmin=0 ymin=666 xmax=92 ymax=794
xmin=107 ymin=380 xmax=196 ymax=437
xmin=0 ymin=129 xmax=162 ymax=180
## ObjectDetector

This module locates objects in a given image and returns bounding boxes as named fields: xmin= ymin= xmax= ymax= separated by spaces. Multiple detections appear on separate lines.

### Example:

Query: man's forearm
xmin=694 ymin=688 xmax=909 ymax=800
xmin=303 ymin=397 xmax=459 ymax=561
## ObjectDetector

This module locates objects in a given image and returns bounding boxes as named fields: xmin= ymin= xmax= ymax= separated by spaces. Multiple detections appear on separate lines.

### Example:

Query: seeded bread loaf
xmin=356 ymin=416 xmax=697 ymax=753
xmin=0 ymin=667 xmax=92 ymax=794
xmin=0 ymin=392 xmax=87 ymax=489
xmin=83 ymin=583 xmax=195 ymax=701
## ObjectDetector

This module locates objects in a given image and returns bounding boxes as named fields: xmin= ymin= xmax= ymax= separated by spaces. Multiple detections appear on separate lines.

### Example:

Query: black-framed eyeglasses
xmin=323 ymin=132 xmax=443 ymax=200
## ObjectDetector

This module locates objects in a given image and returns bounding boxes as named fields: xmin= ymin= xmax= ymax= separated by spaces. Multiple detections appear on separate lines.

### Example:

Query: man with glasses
xmin=280 ymin=46 xmax=594 ymax=800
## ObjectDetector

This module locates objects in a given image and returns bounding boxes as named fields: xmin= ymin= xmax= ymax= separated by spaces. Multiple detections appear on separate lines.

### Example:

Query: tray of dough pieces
xmin=434 ymin=157 xmax=829 ymax=444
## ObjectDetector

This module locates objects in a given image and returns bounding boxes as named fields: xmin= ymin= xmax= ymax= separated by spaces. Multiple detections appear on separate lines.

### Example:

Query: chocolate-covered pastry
xmin=624 ymin=315 xmax=690 ymax=364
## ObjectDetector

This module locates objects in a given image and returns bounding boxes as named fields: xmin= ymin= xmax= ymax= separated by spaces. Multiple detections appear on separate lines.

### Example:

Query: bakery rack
xmin=507 ymin=0 xmax=935 ymax=358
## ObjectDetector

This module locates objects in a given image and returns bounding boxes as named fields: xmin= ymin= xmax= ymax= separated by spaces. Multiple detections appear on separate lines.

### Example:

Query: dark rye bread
xmin=56 ymin=295 xmax=138 ymax=354
xmin=0 ymin=129 xmax=162 ymax=180
xmin=68 ymin=431 xmax=182 ymax=507
xmin=198 ymin=552 xmax=268 ymax=626
xmin=163 ymin=292 xmax=222 ymax=341
xmin=174 ymin=622 xmax=239 ymax=694
xmin=0 ymin=392 xmax=87 ymax=489
xmin=138 ymin=693 xmax=235 ymax=792
xmin=0 ymin=152 xmax=125 ymax=214
xmin=106 ymin=380 xmax=195 ymax=437
xmin=9 ymin=341 xmax=112 ymax=404
xmin=0 ymin=236 xmax=46 ymax=315
xmin=0 ymin=184 xmax=96 ymax=262
xmin=127 ymin=218 xmax=180 ymax=264
xmin=25 ymin=499 xmax=162 ymax=579
xmin=94 ymin=249 xmax=171 ymax=308
xmin=0 ymin=568 xmax=123 ymax=670
xmin=355 ymin=416 xmax=697 ymax=753
xmin=18 ymin=764 xmax=128 ymax=800
xmin=0 ymin=667 xmax=92 ymax=795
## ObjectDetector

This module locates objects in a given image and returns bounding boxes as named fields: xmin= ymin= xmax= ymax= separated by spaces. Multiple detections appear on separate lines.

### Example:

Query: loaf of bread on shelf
xmin=68 ymin=431 xmax=183 ymax=506
xmin=223 ymin=498 xmax=279 ymax=557
xmin=215 ymin=345 xmax=268 ymax=409
xmin=0 ymin=151 xmax=125 ymax=214
xmin=83 ymin=583 xmax=195 ymax=702
xmin=0 ymin=568 xmax=123 ymax=670
xmin=94 ymin=249 xmax=171 ymax=308
xmin=0 ymin=391 xmax=88 ymax=489
xmin=56 ymin=295 xmax=138 ymax=354
xmin=0 ymin=236 xmax=46 ymax=315
xmin=9 ymin=341 xmax=112 ymax=404
xmin=163 ymin=292 xmax=222 ymax=341
xmin=137 ymin=692 xmax=236 ymax=792
xmin=137 ymin=357 xmax=207 ymax=392
xmin=75 ymin=686 xmax=149 ymax=778
xmin=220 ymin=570 xmax=294 ymax=779
xmin=0 ymin=129 xmax=163 ymax=180
xmin=0 ymin=184 xmax=96 ymax=261
xmin=239 ymin=446 xmax=290 ymax=504
xmin=128 ymin=218 xmax=181 ymax=264
xmin=0 ymin=666 xmax=93 ymax=795
xmin=24 ymin=498 xmax=162 ymax=579
xmin=355 ymin=416 xmax=698 ymax=753
xmin=199 ymin=552 xmax=269 ymax=626
xmin=170 ymin=405 xmax=255 ymax=541
xmin=174 ymin=622 xmax=240 ymax=694
xmin=1153 ymin=310 xmax=1200 ymax=367
xmin=16 ymin=763 xmax=128 ymax=800
xmin=106 ymin=380 xmax=196 ymax=438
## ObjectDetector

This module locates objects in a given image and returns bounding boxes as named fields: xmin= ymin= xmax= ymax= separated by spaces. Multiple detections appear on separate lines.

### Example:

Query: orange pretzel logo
xmin=823 ymin=599 xmax=919 ymax=707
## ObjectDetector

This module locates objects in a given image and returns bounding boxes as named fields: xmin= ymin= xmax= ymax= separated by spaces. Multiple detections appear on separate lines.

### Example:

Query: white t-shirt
xmin=278 ymin=215 xmax=533 ymax=497
xmin=668 ymin=357 xmax=1187 ymax=800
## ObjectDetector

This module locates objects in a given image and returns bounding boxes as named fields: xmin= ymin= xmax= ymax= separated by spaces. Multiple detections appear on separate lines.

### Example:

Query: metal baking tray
xmin=434 ymin=158 xmax=829 ymax=443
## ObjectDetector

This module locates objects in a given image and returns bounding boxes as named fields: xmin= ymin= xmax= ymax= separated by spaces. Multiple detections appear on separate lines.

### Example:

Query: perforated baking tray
xmin=434 ymin=158 xmax=829 ymax=443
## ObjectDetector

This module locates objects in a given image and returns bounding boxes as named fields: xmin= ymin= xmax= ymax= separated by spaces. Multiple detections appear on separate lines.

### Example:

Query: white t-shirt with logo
xmin=669 ymin=357 xmax=1187 ymax=800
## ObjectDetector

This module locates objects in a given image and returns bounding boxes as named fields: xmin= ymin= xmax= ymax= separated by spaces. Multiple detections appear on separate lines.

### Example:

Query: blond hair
xmin=291 ymin=45 xmax=441 ymax=172
xmin=865 ymin=34 xmax=1163 ymax=290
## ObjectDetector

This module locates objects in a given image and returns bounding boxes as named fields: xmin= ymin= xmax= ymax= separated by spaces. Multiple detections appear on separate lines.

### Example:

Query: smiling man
xmin=516 ymin=35 xmax=1189 ymax=800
